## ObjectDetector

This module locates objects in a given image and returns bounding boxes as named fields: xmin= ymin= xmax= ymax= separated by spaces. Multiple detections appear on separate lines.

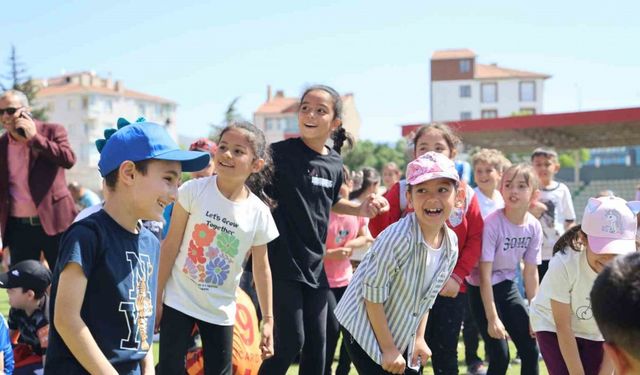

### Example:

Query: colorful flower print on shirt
xmin=192 ymin=223 xmax=216 ymax=247
xmin=206 ymin=256 xmax=230 ymax=286
xmin=188 ymin=239 xmax=207 ymax=264
xmin=216 ymin=232 xmax=240 ymax=257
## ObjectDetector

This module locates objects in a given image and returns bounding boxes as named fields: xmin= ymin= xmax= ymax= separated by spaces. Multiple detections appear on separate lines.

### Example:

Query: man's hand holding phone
xmin=13 ymin=108 xmax=36 ymax=142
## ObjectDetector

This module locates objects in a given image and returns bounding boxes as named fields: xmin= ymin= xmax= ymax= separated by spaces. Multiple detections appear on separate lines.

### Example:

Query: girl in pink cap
xmin=530 ymin=196 xmax=640 ymax=375
xmin=335 ymin=152 xmax=462 ymax=374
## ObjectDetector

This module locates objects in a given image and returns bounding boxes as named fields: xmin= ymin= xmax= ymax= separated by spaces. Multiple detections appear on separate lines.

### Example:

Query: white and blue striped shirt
xmin=334 ymin=213 xmax=458 ymax=364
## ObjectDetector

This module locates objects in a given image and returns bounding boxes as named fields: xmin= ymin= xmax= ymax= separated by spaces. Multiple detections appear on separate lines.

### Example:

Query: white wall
xmin=34 ymin=93 xmax=177 ymax=192
xmin=431 ymin=78 xmax=545 ymax=122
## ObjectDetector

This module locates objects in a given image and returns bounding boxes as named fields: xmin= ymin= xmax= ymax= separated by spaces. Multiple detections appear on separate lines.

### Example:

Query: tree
xmin=1 ymin=45 xmax=47 ymax=120
xmin=209 ymin=96 xmax=243 ymax=140
xmin=343 ymin=138 xmax=409 ymax=175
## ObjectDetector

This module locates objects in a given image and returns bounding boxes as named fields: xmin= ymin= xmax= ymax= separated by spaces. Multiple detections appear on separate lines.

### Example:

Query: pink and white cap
xmin=406 ymin=152 xmax=459 ymax=186
xmin=582 ymin=196 xmax=640 ymax=255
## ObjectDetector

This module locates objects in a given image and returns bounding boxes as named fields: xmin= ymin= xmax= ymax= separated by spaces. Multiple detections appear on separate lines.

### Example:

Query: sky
xmin=3 ymin=0 xmax=640 ymax=142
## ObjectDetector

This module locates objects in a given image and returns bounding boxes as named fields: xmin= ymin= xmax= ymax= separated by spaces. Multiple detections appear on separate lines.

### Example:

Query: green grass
xmin=286 ymin=335 xmax=549 ymax=375
xmin=0 ymin=293 xmax=547 ymax=374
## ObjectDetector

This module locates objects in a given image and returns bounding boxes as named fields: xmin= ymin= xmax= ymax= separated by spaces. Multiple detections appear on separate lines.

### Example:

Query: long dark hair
xmin=349 ymin=167 xmax=380 ymax=200
xmin=300 ymin=85 xmax=353 ymax=154
xmin=553 ymin=225 xmax=586 ymax=255
xmin=218 ymin=121 xmax=276 ymax=209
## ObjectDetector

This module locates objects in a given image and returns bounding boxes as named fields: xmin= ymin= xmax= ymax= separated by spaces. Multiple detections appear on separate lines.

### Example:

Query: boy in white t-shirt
xmin=471 ymin=149 xmax=511 ymax=220
xmin=531 ymin=148 xmax=576 ymax=280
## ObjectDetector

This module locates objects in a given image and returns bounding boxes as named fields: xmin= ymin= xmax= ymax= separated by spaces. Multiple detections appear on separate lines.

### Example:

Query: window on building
xmin=481 ymin=109 xmax=498 ymax=119
xmin=67 ymin=99 xmax=76 ymax=110
xmin=460 ymin=112 xmax=472 ymax=120
xmin=459 ymin=85 xmax=471 ymax=98
xmin=459 ymin=59 xmax=471 ymax=73
xmin=265 ymin=118 xmax=276 ymax=131
xmin=105 ymin=100 xmax=113 ymax=113
xmin=81 ymin=96 xmax=88 ymax=110
xmin=519 ymin=108 xmax=536 ymax=115
xmin=481 ymin=83 xmax=497 ymax=103
xmin=138 ymin=103 xmax=146 ymax=116
xmin=520 ymin=81 xmax=536 ymax=101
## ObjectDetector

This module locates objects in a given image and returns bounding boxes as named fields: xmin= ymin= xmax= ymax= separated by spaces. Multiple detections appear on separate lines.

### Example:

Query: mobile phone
xmin=15 ymin=111 xmax=32 ymax=137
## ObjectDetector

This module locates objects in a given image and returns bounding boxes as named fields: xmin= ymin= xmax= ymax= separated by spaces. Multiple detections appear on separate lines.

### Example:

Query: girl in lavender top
xmin=466 ymin=164 xmax=542 ymax=375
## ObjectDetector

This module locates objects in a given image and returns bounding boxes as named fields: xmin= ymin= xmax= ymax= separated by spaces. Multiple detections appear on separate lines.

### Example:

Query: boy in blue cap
xmin=45 ymin=118 xmax=210 ymax=374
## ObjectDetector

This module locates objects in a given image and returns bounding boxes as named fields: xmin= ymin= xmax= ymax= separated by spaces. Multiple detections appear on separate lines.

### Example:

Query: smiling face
xmin=500 ymin=169 xmax=535 ymax=211
xmin=132 ymin=160 xmax=181 ymax=221
xmin=406 ymin=178 xmax=457 ymax=230
xmin=413 ymin=128 xmax=454 ymax=159
xmin=298 ymin=89 xmax=341 ymax=148
xmin=474 ymin=161 xmax=501 ymax=195
xmin=214 ymin=128 xmax=263 ymax=183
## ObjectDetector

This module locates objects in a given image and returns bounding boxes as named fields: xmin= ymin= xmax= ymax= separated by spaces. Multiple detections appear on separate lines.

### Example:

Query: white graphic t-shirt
xmin=538 ymin=182 xmax=576 ymax=260
xmin=529 ymin=248 xmax=602 ymax=341
xmin=164 ymin=176 xmax=279 ymax=325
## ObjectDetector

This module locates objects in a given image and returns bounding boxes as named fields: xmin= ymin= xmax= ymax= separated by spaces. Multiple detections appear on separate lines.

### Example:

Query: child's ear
xmin=251 ymin=158 xmax=265 ymax=173
xmin=604 ymin=342 xmax=630 ymax=375
xmin=119 ymin=161 xmax=136 ymax=186
xmin=331 ymin=118 xmax=343 ymax=132
xmin=405 ymin=188 xmax=413 ymax=209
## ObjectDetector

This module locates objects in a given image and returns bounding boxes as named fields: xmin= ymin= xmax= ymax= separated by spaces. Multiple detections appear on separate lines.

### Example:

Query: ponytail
xmin=331 ymin=125 xmax=353 ymax=154
xmin=553 ymin=225 xmax=586 ymax=255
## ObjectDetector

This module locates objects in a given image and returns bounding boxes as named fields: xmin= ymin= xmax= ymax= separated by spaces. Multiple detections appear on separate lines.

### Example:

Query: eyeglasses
xmin=0 ymin=107 xmax=23 ymax=116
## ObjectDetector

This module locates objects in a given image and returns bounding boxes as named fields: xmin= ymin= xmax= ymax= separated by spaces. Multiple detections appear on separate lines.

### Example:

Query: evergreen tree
xmin=0 ymin=45 xmax=47 ymax=120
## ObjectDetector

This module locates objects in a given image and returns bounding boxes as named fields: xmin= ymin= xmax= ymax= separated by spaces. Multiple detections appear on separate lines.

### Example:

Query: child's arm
xmin=550 ymin=299 xmax=585 ymax=375
xmin=155 ymin=202 xmax=189 ymax=331
xmin=523 ymin=262 xmax=539 ymax=303
xmin=324 ymin=247 xmax=352 ymax=261
xmin=445 ymin=194 xmax=483 ymax=298
xmin=140 ymin=349 xmax=154 ymax=375
xmin=55 ymin=263 xmax=118 ymax=374
xmin=251 ymin=244 xmax=274 ymax=360
xmin=479 ymin=262 xmax=506 ymax=340
xmin=369 ymin=182 xmax=402 ymax=238
xmin=411 ymin=312 xmax=432 ymax=368
xmin=332 ymin=194 xmax=389 ymax=218
xmin=0 ymin=351 xmax=3 ymax=373
xmin=364 ymin=301 xmax=406 ymax=374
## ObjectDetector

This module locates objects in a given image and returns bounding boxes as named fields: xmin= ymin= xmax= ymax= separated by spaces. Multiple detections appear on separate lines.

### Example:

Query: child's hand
xmin=260 ymin=318 xmax=274 ymax=360
xmin=359 ymin=194 xmax=390 ymax=218
xmin=487 ymin=317 xmax=507 ymax=340
xmin=438 ymin=277 xmax=461 ymax=298
xmin=411 ymin=337 xmax=432 ymax=368
xmin=154 ymin=302 xmax=163 ymax=333
xmin=381 ymin=347 xmax=406 ymax=374
xmin=325 ymin=247 xmax=352 ymax=260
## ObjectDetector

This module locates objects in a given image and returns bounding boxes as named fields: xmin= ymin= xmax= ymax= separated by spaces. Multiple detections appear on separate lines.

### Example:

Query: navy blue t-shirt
xmin=45 ymin=210 xmax=159 ymax=375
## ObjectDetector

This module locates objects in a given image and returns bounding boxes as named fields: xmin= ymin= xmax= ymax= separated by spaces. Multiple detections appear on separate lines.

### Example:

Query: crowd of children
xmin=0 ymin=84 xmax=639 ymax=375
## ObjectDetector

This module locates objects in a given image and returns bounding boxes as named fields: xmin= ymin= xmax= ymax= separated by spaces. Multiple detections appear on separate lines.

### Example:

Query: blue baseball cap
xmin=97 ymin=121 xmax=211 ymax=177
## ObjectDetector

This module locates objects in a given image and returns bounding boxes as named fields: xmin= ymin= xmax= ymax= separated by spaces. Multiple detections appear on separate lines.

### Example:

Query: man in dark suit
xmin=0 ymin=89 xmax=77 ymax=269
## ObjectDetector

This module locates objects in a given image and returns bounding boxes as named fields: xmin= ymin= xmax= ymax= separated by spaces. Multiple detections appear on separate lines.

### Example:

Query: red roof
xmin=401 ymin=107 xmax=640 ymax=152
xmin=432 ymin=49 xmax=476 ymax=60
xmin=255 ymin=97 xmax=299 ymax=114
xmin=475 ymin=63 xmax=550 ymax=80
xmin=37 ymin=84 xmax=175 ymax=104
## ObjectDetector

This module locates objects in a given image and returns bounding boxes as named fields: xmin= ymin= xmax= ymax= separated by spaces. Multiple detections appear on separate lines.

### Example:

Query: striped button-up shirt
xmin=335 ymin=213 xmax=458 ymax=364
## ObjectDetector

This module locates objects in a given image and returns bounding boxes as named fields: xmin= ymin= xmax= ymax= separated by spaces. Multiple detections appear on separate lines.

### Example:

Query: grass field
xmin=0 ymin=292 xmax=548 ymax=374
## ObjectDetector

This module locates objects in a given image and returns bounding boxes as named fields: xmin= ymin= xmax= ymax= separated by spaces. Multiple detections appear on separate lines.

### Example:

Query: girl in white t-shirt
xmin=156 ymin=122 xmax=279 ymax=375
xmin=530 ymin=196 xmax=639 ymax=375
